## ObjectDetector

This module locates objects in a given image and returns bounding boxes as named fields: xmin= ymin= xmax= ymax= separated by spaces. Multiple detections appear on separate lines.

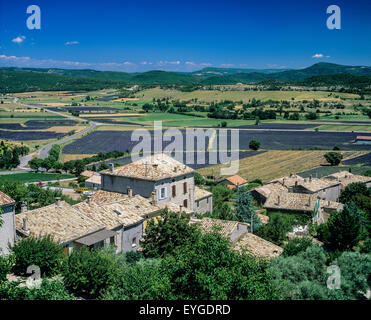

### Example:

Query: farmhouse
xmin=74 ymin=190 xmax=191 ymax=252
xmin=322 ymin=171 xmax=371 ymax=189
xmin=85 ymin=172 xmax=102 ymax=190
xmin=352 ymin=136 xmax=371 ymax=145
xmin=251 ymin=173 xmax=346 ymax=222
xmin=0 ymin=191 xmax=16 ymax=255
xmin=270 ymin=173 xmax=341 ymax=202
xmin=190 ymin=217 xmax=283 ymax=259
xmin=81 ymin=170 xmax=95 ymax=179
xmin=220 ymin=174 xmax=248 ymax=190
xmin=15 ymin=198 xmax=116 ymax=255
xmin=100 ymin=154 xmax=212 ymax=214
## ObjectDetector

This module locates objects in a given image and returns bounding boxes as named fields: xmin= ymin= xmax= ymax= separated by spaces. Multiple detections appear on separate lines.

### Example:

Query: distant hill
xmin=1 ymin=62 xmax=371 ymax=92
xmin=191 ymin=67 xmax=290 ymax=77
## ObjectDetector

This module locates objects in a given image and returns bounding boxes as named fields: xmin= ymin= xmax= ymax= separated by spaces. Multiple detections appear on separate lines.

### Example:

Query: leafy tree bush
xmin=101 ymin=259 xmax=172 ymax=300
xmin=0 ymin=279 xmax=73 ymax=300
xmin=256 ymin=214 xmax=292 ymax=246
xmin=62 ymin=247 xmax=122 ymax=298
xmin=324 ymin=202 xmax=363 ymax=251
xmin=161 ymin=232 xmax=281 ymax=299
xmin=324 ymin=152 xmax=343 ymax=166
xmin=0 ymin=254 xmax=13 ymax=281
xmin=235 ymin=186 xmax=261 ymax=232
xmin=10 ymin=236 xmax=64 ymax=277
xmin=142 ymin=209 xmax=201 ymax=258
xmin=249 ymin=140 xmax=260 ymax=151
xmin=283 ymin=237 xmax=313 ymax=257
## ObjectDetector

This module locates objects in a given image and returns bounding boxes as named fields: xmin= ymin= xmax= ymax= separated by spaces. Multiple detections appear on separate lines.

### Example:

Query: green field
xmin=0 ymin=172 xmax=75 ymax=183
xmin=135 ymin=88 xmax=360 ymax=103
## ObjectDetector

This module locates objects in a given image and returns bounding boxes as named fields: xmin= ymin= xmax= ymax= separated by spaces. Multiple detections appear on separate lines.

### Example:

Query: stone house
xmin=100 ymin=154 xmax=212 ymax=214
xmin=85 ymin=172 xmax=102 ymax=190
xmin=15 ymin=198 xmax=116 ymax=255
xmin=190 ymin=217 xmax=283 ymax=259
xmin=220 ymin=175 xmax=248 ymax=190
xmin=0 ymin=191 xmax=16 ymax=255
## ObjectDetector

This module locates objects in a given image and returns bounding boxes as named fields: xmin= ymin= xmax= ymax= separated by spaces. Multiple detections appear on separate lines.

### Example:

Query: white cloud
xmin=65 ymin=41 xmax=79 ymax=46
xmin=185 ymin=61 xmax=196 ymax=66
xmin=12 ymin=36 xmax=26 ymax=44
xmin=220 ymin=63 xmax=234 ymax=67
xmin=140 ymin=61 xmax=152 ymax=65
xmin=312 ymin=54 xmax=324 ymax=59
xmin=0 ymin=54 xmax=30 ymax=61
xmin=200 ymin=62 xmax=212 ymax=67
xmin=123 ymin=61 xmax=135 ymax=65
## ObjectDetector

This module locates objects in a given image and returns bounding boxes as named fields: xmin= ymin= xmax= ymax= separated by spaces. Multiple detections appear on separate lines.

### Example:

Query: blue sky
xmin=0 ymin=0 xmax=370 ymax=72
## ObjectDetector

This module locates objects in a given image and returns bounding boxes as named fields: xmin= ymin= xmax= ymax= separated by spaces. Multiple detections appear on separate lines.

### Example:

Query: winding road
xmin=1 ymin=100 xmax=99 ymax=174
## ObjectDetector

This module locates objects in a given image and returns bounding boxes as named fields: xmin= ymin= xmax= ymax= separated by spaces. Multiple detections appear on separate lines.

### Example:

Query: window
xmin=196 ymin=200 xmax=199 ymax=208
xmin=183 ymin=199 xmax=188 ymax=208
xmin=183 ymin=182 xmax=187 ymax=194
xmin=172 ymin=185 xmax=176 ymax=197
xmin=159 ymin=187 xmax=167 ymax=200
xmin=132 ymin=237 xmax=137 ymax=248
xmin=110 ymin=236 xmax=115 ymax=245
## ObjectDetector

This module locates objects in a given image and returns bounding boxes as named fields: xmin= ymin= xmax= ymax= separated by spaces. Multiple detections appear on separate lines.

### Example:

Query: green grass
xmin=0 ymin=172 xmax=75 ymax=183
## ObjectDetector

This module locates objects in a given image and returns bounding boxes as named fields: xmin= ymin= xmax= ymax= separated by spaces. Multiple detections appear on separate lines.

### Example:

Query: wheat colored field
xmin=135 ymin=88 xmax=359 ymax=103
xmin=197 ymin=150 xmax=366 ymax=182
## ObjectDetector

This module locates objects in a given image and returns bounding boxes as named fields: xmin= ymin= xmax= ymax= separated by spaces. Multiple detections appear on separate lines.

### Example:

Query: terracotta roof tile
xmin=101 ymin=154 xmax=194 ymax=181
xmin=0 ymin=191 xmax=15 ymax=206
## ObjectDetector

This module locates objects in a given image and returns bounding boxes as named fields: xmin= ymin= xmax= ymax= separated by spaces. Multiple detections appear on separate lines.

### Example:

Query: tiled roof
xmin=0 ymin=190 xmax=15 ymax=206
xmin=356 ymin=136 xmax=371 ymax=141
xmin=81 ymin=170 xmax=95 ymax=178
xmin=224 ymin=175 xmax=247 ymax=186
xmin=15 ymin=201 xmax=104 ymax=243
xmin=264 ymin=191 xmax=342 ymax=212
xmin=101 ymin=154 xmax=194 ymax=181
xmin=74 ymin=196 xmax=149 ymax=229
xmin=234 ymin=233 xmax=283 ymax=259
xmin=194 ymin=186 xmax=212 ymax=200
xmin=75 ymin=191 xmax=192 ymax=229
xmin=271 ymin=174 xmax=339 ymax=193
xmin=85 ymin=173 xmax=101 ymax=185
xmin=323 ymin=171 xmax=371 ymax=188
xmin=189 ymin=217 xmax=248 ymax=239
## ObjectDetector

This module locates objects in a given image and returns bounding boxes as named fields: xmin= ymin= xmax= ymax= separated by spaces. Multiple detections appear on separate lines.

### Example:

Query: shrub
xmin=0 ymin=254 xmax=13 ymax=281
xmin=62 ymin=247 xmax=121 ymax=298
xmin=324 ymin=152 xmax=343 ymax=166
xmin=10 ymin=236 xmax=64 ymax=277
xmin=249 ymin=140 xmax=260 ymax=151
xmin=283 ymin=237 xmax=313 ymax=257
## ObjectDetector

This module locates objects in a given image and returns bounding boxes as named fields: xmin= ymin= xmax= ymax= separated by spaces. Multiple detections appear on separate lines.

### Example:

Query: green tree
xmin=256 ymin=214 xmax=292 ymax=246
xmin=62 ymin=247 xmax=121 ymax=299
xmin=283 ymin=237 xmax=313 ymax=257
xmin=324 ymin=152 xmax=343 ymax=166
xmin=29 ymin=158 xmax=43 ymax=172
xmin=142 ymin=209 xmax=201 ymax=258
xmin=249 ymin=140 xmax=260 ymax=151
xmin=326 ymin=202 xmax=363 ymax=251
xmin=10 ymin=236 xmax=64 ymax=277
xmin=235 ymin=186 xmax=261 ymax=232
xmin=161 ymin=232 xmax=281 ymax=299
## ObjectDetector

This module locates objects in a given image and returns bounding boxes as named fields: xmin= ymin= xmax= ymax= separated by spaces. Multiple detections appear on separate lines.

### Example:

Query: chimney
xmin=109 ymin=163 xmax=114 ymax=172
xmin=173 ymin=166 xmax=178 ymax=173
xmin=295 ymin=180 xmax=298 ymax=188
xmin=22 ymin=218 xmax=30 ymax=234
xmin=309 ymin=175 xmax=312 ymax=182
xmin=151 ymin=191 xmax=157 ymax=206
xmin=179 ymin=204 xmax=183 ymax=213
xmin=21 ymin=202 xmax=27 ymax=213
xmin=128 ymin=188 xmax=133 ymax=198
xmin=87 ymin=195 xmax=92 ymax=204
xmin=282 ymin=178 xmax=285 ymax=186
xmin=56 ymin=197 xmax=61 ymax=207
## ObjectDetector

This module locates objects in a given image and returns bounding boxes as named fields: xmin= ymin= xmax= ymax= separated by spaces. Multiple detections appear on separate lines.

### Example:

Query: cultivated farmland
xmin=197 ymin=150 xmax=366 ymax=181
